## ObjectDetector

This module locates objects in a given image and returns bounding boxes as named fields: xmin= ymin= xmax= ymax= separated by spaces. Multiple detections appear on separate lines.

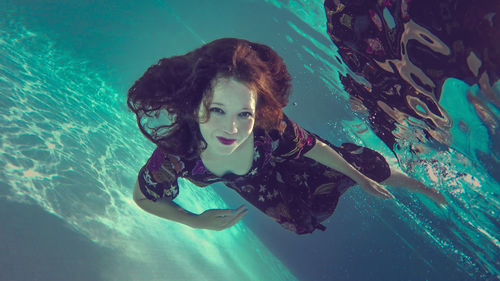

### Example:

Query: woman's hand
xmin=195 ymin=205 xmax=248 ymax=231
xmin=358 ymin=178 xmax=395 ymax=200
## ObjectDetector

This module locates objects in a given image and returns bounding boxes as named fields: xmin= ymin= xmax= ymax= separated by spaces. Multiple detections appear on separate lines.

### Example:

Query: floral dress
xmin=138 ymin=114 xmax=391 ymax=235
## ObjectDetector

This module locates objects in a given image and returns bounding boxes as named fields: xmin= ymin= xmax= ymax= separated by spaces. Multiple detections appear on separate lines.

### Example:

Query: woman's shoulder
xmin=256 ymin=114 xmax=317 ymax=160
xmin=256 ymin=114 xmax=308 ymax=141
xmin=146 ymin=147 xmax=189 ymax=176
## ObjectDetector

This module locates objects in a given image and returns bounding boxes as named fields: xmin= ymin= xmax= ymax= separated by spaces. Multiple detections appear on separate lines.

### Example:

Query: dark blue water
xmin=1 ymin=1 xmax=498 ymax=280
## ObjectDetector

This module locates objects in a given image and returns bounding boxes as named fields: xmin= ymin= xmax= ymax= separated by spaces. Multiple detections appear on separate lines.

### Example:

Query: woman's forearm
xmin=133 ymin=181 xmax=200 ymax=228
xmin=304 ymin=140 xmax=369 ymax=184
xmin=136 ymin=197 xmax=200 ymax=227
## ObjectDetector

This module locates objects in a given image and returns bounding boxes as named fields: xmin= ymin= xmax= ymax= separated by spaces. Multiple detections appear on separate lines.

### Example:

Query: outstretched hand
xmin=358 ymin=178 xmax=395 ymax=200
xmin=195 ymin=205 xmax=248 ymax=231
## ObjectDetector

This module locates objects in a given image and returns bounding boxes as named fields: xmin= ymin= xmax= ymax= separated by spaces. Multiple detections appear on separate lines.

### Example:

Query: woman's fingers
xmin=362 ymin=180 xmax=394 ymax=200
xmin=215 ymin=205 xmax=247 ymax=217
xmin=216 ymin=209 xmax=235 ymax=217
xmin=234 ymin=205 xmax=246 ymax=214
xmin=378 ymin=185 xmax=394 ymax=199
xmin=377 ymin=186 xmax=394 ymax=199
xmin=226 ymin=208 xmax=248 ymax=228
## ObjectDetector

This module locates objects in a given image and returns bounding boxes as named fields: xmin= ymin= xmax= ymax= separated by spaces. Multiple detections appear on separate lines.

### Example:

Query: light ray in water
xmin=155 ymin=0 xmax=207 ymax=44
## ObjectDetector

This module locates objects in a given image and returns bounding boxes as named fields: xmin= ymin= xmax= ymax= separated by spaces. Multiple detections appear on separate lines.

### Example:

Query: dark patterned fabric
xmin=324 ymin=0 xmax=499 ymax=151
xmin=138 ymin=114 xmax=390 ymax=234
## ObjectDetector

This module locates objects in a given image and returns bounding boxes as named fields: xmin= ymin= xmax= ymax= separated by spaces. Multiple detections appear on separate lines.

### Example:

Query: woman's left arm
xmin=304 ymin=140 xmax=394 ymax=199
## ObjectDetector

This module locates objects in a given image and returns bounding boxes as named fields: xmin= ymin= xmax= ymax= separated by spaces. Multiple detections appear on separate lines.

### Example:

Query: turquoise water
xmin=0 ymin=1 xmax=498 ymax=281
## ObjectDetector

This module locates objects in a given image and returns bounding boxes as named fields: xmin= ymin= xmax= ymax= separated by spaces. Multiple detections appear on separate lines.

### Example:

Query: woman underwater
xmin=128 ymin=38 xmax=446 ymax=235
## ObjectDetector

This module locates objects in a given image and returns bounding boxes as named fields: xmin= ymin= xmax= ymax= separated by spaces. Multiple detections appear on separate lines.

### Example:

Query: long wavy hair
xmin=127 ymin=38 xmax=292 ymax=160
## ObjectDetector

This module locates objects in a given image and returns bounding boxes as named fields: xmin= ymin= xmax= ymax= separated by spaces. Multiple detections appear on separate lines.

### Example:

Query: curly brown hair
xmin=127 ymin=38 xmax=292 ymax=160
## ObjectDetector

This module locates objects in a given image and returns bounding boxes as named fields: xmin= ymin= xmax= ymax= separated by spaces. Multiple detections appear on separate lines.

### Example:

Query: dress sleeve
xmin=271 ymin=114 xmax=317 ymax=160
xmin=137 ymin=147 xmax=183 ymax=201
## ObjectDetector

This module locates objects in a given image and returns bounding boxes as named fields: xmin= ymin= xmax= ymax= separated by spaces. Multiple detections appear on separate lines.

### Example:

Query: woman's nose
xmin=223 ymin=117 xmax=238 ymax=134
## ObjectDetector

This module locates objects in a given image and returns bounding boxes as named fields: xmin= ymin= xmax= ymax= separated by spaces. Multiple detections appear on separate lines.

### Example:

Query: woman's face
xmin=198 ymin=77 xmax=256 ymax=157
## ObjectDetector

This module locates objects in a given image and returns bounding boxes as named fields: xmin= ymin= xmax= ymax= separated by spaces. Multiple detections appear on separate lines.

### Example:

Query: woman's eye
xmin=209 ymin=107 xmax=224 ymax=114
xmin=239 ymin=112 xmax=253 ymax=118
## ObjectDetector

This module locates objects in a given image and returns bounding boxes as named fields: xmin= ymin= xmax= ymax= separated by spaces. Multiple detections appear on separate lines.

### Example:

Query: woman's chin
xmin=208 ymin=145 xmax=236 ymax=156
xmin=217 ymin=148 xmax=236 ymax=156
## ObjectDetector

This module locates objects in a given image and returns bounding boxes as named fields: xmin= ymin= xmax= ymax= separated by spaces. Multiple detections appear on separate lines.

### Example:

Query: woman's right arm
xmin=133 ymin=179 xmax=199 ymax=227
xmin=133 ymin=180 xmax=248 ymax=230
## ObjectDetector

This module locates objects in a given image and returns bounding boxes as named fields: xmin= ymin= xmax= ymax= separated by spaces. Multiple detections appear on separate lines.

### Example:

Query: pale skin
xmin=134 ymin=77 xmax=447 ymax=231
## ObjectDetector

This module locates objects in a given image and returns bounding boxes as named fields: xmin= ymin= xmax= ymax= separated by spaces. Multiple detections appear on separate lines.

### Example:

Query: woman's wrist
xmin=185 ymin=213 xmax=202 ymax=228
xmin=342 ymin=165 xmax=370 ymax=185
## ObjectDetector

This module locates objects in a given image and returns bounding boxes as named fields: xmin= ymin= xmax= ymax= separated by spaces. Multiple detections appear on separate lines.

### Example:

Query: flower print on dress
xmin=142 ymin=168 xmax=158 ymax=187
xmin=162 ymin=185 xmax=178 ymax=198
xmin=401 ymin=0 xmax=410 ymax=21
xmin=293 ymin=172 xmax=310 ymax=187
xmin=275 ymin=171 xmax=285 ymax=184
xmin=280 ymin=222 xmax=297 ymax=233
xmin=272 ymin=189 xmax=279 ymax=198
xmin=241 ymin=185 xmax=255 ymax=193
xmin=271 ymin=138 xmax=279 ymax=151
xmin=340 ymin=14 xmax=353 ymax=29
xmin=264 ymin=203 xmax=291 ymax=221
xmin=147 ymin=151 xmax=185 ymax=184
xmin=313 ymin=183 xmax=337 ymax=195
xmin=152 ymin=168 xmax=176 ymax=184
xmin=165 ymin=155 xmax=185 ymax=174
xmin=253 ymin=146 xmax=260 ymax=162
xmin=141 ymin=167 xmax=179 ymax=200
xmin=248 ymin=167 xmax=258 ymax=176
xmin=365 ymin=38 xmax=385 ymax=56
xmin=266 ymin=191 xmax=275 ymax=200
xmin=369 ymin=9 xmax=384 ymax=32
xmin=151 ymin=155 xmax=185 ymax=184
xmin=278 ymin=119 xmax=315 ymax=160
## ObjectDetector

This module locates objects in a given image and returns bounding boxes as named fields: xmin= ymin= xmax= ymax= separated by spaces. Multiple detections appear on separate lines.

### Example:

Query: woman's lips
xmin=217 ymin=137 xmax=236 ymax=145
